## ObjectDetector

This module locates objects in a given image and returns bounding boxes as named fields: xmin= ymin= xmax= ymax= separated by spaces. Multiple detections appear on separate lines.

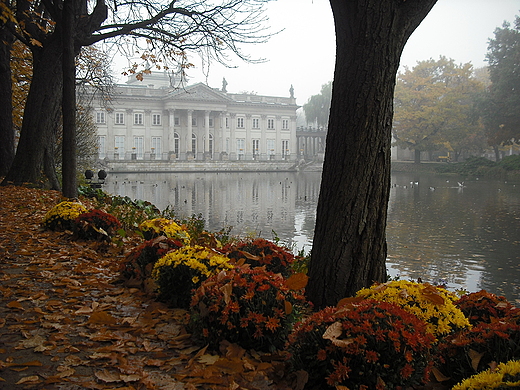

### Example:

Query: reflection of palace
xmin=92 ymin=72 xmax=301 ymax=162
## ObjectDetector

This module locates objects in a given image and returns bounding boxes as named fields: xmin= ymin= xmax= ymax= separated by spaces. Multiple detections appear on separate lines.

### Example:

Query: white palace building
xmin=93 ymin=72 xmax=302 ymax=164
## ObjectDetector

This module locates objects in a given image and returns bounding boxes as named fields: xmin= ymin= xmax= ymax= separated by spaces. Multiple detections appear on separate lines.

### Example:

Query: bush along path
xmin=0 ymin=186 xmax=295 ymax=389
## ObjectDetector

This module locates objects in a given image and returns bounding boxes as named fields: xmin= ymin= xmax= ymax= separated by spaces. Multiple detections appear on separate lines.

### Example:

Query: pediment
xmin=167 ymin=83 xmax=232 ymax=102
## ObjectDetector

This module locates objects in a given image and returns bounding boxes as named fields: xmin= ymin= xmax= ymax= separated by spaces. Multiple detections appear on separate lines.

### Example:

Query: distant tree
xmin=393 ymin=57 xmax=485 ymax=163
xmin=480 ymin=16 xmax=520 ymax=161
xmin=303 ymin=81 xmax=332 ymax=128
xmin=1 ymin=0 xmax=273 ymax=195
xmin=306 ymin=0 xmax=437 ymax=309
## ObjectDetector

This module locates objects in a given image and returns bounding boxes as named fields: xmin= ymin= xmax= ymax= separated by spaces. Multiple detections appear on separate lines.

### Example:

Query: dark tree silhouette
xmin=307 ymin=0 xmax=437 ymax=309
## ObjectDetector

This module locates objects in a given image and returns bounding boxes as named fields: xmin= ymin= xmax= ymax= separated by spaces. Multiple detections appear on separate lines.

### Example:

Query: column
xmin=186 ymin=110 xmax=193 ymax=159
xmin=275 ymin=115 xmax=282 ymax=160
xmin=125 ymin=109 xmax=133 ymax=160
xmin=169 ymin=109 xmax=177 ymax=160
xmin=260 ymin=115 xmax=267 ymax=160
xmin=245 ymin=114 xmax=252 ymax=160
xmin=229 ymin=113 xmax=236 ymax=160
xmin=204 ymin=110 xmax=210 ymax=160
xmin=290 ymin=115 xmax=297 ymax=161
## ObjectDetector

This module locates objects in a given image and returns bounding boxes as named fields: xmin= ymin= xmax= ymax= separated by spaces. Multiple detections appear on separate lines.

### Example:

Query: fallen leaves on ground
xmin=0 ymin=185 xmax=296 ymax=389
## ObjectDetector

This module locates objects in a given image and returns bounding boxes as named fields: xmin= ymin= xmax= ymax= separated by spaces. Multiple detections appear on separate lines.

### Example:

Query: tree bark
xmin=62 ymin=0 xmax=78 ymax=198
xmin=0 ymin=27 xmax=15 ymax=177
xmin=307 ymin=0 xmax=437 ymax=309
xmin=1 ymin=36 xmax=62 ymax=189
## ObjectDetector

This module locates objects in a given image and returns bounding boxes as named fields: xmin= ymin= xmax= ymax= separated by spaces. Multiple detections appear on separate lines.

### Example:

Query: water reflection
xmin=104 ymin=171 xmax=520 ymax=303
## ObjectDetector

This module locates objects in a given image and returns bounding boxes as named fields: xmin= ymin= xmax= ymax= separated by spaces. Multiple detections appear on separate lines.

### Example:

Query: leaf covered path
xmin=0 ymin=186 xmax=294 ymax=390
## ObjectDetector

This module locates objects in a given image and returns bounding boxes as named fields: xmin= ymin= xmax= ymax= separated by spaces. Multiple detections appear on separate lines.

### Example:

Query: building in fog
xmin=92 ymin=72 xmax=300 ymax=162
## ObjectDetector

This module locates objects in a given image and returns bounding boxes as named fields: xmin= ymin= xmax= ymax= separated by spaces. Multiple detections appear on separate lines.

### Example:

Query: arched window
xmin=174 ymin=132 xmax=179 ymax=156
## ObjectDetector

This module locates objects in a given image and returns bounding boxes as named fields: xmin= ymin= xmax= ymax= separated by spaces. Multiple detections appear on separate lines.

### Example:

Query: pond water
xmin=104 ymin=170 xmax=520 ymax=303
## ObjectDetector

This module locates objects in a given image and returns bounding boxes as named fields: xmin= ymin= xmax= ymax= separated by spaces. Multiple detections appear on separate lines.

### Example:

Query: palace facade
xmin=93 ymin=72 xmax=300 ymax=162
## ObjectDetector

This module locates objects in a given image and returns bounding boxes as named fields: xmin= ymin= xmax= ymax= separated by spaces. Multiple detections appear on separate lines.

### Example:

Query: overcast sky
xmin=116 ymin=0 xmax=520 ymax=105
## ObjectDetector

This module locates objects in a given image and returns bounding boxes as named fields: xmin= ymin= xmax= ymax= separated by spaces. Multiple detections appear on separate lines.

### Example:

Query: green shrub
xmin=498 ymin=154 xmax=520 ymax=171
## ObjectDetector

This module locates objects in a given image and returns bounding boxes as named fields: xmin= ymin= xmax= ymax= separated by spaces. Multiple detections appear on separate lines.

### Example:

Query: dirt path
xmin=0 ymin=186 xmax=291 ymax=390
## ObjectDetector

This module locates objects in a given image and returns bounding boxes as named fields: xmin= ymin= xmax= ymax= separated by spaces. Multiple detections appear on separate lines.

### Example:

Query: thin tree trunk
xmin=0 ymin=27 xmax=15 ymax=176
xmin=307 ymin=0 xmax=437 ymax=309
xmin=414 ymin=149 xmax=421 ymax=164
xmin=1 ymin=36 xmax=62 ymax=189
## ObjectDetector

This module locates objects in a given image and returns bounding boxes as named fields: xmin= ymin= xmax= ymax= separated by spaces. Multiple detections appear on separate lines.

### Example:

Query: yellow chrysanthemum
xmin=42 ymin=201 xmax=88 ymax=227
xmin=139 ymin=218 xmax=190 ymax=241
xmin=356 ymin=280 xmax=470 ymax=338
xmin=452 ymin=360 xmax=520 ymax=390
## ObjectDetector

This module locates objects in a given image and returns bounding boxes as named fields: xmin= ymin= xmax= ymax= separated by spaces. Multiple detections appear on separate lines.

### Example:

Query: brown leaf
xmin=469 ymin=349 xmax=484 ymax=371
xmin=88 ymin=310 xmax=118 ymax=325
xmin=95 ymin=369 xmax=121 ymax=383
xmin=430 ymin=367 xmax=450 ymax=382
xmin=284 ymin=300 xmax=293 ymax=315
xmin=285 ymin=273 xmax=308 ymax=290
xmin=7 ymin=300 xmax=24 ymax=310
xmin=322 ymin=322 xmax=343 ymax=341
xmin=16 ymin=375 xmax=40 ymax=384
xmin=219 ymin=283 xmax=233 ymax=305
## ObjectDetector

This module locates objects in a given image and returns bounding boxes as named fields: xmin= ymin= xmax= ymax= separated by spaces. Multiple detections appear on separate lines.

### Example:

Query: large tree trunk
xmin=1 ymin=36 xmax=62 ymax=189
xmin=0 ymin=27 xmax=15 ymax=176
xmin=307 ymin=0 xmax=437 ymax=309
xmin=62 ymin=0 xmax=78 ymax=198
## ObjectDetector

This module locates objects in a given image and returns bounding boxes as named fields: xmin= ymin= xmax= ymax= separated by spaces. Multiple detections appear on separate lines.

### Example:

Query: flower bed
xmin=452 ymin=360 xmax=520 ymax=390
xmin=42 ymin=201 xmax=88 ymax=231
xmin=221 ymin=237 xmax=295 ymax=275
xmin=152 ymin=245 xmax=234 ymax=308
xmin=138 ymin=218 xmax=190 ymax=242
xmin=73 ymin=209 xmax=121 ymax=241
xmin=288 ymin=300 xmax=435 ymax=389
xmin=356 ymin=280 xmax=470 ymax=338
xmin=119 ymin=236 xmax=184 ymax=289
xmin=190 ymin=266 xmax=308 ymax=352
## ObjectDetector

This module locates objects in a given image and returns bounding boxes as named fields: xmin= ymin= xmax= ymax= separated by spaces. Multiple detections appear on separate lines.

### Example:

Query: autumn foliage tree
xmin=306 ymin=0 xmax=437 ymax=309
xmin=1 ymin=0 xmax=273 ymax=194
xmin=393 ymin=57 xmax=485 ymax=163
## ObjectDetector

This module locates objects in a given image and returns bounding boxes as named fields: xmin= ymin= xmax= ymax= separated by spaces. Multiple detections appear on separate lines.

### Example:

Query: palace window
xmin=134 ymin=113 xmax=143 ymax=125
xmin=267 ymin=118 xmax=275 ymax=129
xmin=134 ymin=136 xmax=144 ymax=158
xmin=174 ymin=117 xmax=180 ymax=126
xmin=252 ymin=118 xmax=259 ymax=129
xmin=115 ymin=113 xmax=125 ymax=125
xmin=152 ymin=114 xmax=161 ymax=125
xmin=282 ymin=140 xmax=289 ymax=158
xmin=151 ymin=137 xmax=161 ymax=156
xmin=97 ymin=136 xmax=106 ymax=158
xmin=237 ymin=117 xmax=244 ymax=128
xmin=96 ymin=112 xmax=106 ymax=124
xmin=237 ymin=138 xmax=245 ymax=159
xmin=282 ymin=119 xmax=289 ymax=130
xmin=114 ymin=136 xmax=125 ymax=158
xmin=174 ymin=133 xmax=179 ymax=156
